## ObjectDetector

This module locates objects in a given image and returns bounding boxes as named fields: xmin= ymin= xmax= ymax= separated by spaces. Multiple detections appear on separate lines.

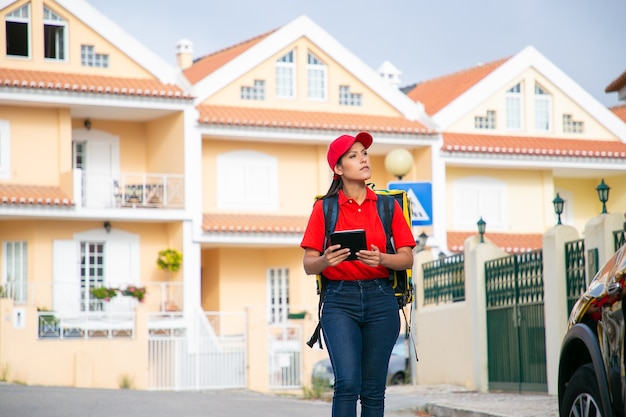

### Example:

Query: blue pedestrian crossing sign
xmin=387 ymin=181 xmax=433 ymax=226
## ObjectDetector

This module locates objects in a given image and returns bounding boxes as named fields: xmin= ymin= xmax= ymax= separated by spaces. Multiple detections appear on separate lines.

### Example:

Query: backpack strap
xmin=306 ymin=195 xmax=338 ymax=349
xmin=376 ymin=194 xmax=396 ymax=268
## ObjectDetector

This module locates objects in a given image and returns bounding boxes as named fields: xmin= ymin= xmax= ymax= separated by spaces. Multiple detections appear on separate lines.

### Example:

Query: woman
xmin=301 ymin=131 xmax=415 ymax=417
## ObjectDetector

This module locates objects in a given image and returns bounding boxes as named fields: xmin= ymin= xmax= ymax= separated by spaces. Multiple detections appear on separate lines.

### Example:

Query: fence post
xmin=542 ymin=224 xmax=579 ymax=395
xmin=464 ymin=235 xmax=507 ymax=392
xmin=584 ymin=213 xmax=623 ymax=282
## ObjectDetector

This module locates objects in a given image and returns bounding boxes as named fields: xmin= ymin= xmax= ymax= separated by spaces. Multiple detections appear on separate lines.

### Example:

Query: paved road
xmin=0 ymin=382 xmax=558 ymax=417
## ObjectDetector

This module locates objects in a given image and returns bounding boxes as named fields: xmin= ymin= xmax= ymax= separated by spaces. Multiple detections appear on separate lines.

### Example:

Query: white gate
xmin=148 ymin=311 xmax=246 ymax=391
xmin=268 ymin=324 xmax=302 ymax=389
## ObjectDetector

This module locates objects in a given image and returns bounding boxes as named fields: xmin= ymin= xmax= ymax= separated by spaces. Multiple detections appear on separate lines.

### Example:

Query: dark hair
xmin=319 ymin=177 xmax=342 ymax=200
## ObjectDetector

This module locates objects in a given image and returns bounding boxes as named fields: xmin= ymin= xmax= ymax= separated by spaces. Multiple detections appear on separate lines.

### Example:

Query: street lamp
xmin=596 ymin=179 xmax=610 ymax=214
xmin=552 ymin=193 xmax=564 ymax=225
xmin=384 ymin=149 xmax=414 ymax=180
xmin=477 ymin=217 xmax=486 ymax=243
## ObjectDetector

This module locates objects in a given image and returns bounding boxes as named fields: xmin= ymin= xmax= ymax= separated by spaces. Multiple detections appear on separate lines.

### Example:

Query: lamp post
xmin=552 ymin=193 xmax=564 ymax=225
xmin=596 ymin=179 xmax=610 ymax=214
xmin=384 ymin=149 xmax=414 ymax=180
xmin=477 ymin=217 xmax=486 ymax=243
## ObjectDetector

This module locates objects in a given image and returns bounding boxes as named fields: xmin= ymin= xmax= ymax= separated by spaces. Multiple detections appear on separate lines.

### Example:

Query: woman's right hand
xmin=324 ymin=244 xmax=350 ymax=267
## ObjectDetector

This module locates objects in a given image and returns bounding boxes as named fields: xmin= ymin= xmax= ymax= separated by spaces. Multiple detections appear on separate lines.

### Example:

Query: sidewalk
xmin=385 ymin=384 xmax=559 ymax=417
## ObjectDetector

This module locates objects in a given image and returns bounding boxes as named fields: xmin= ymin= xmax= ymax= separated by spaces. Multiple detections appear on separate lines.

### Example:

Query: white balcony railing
xmin=77 ymin=170 xmax=185 ymax=209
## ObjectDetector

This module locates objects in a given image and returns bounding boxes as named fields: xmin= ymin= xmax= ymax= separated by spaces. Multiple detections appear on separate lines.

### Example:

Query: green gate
xmin=565 ymin=239 xmax=586 ymax=315
xmin=485 ymin=250 xmax=547 ymax=392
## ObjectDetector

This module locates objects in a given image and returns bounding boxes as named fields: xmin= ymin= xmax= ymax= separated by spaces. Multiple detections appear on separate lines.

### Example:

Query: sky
xmin=88 ymin=0 xmax=626 ymax=108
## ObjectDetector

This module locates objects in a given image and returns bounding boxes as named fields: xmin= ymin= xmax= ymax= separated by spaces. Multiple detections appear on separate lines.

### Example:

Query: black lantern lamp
xmin=596 ymin=179 xmax=610 ymax=214
xmin=477 ymin=217 xmax=486 ymax=243
xmin=104 ymin=221 xmax=111 ymax=233
xmin=552 ymin=193 xmax=564 ymax=225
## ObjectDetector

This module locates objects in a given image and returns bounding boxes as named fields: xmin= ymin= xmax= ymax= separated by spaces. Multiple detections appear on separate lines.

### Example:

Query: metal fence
xmin=422 ymin=253 xmax=465 ymax=305
xmin=268 ymin=324 xmax=302 ymax=389
xmin=564 ymin=239 xmax=586 ymax=315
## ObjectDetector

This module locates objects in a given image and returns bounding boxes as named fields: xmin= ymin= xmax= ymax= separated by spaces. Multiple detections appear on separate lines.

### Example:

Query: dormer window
xmin=276 ymin=50 xmax=295 ymax=99
xmin=534 ymin=84 xmax=551 ymax=131
xmin=5 ymin=3 xmax=30 ymax=57
xmin=307 ymin=52 xmax=327 ymax=100
xmin=43 ymin=6 xmax=67 ymax=60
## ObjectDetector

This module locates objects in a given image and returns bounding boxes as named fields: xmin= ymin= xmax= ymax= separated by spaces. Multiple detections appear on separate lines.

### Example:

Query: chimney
xmin=377 ymin=60 xmax=402 ymax=89
xmin=176 ymin=38 xmax=193 ymax=70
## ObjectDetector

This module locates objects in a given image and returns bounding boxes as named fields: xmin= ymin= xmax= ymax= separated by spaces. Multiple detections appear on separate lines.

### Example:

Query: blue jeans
xmin=321 ymin=279 xmax=400 ymax=417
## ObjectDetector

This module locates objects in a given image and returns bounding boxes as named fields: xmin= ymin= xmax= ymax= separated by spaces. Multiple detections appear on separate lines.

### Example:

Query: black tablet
xmin=330 ymin=229 xmax=367 ymax=261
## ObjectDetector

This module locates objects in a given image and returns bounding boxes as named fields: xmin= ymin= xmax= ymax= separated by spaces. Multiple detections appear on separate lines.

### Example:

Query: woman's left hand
xmin=356 ymin=244 xmax=382 ymax=267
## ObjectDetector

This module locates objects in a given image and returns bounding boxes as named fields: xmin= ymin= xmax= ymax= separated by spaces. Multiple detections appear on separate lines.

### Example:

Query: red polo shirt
xmin=301 ymin=188 xmax=416 ymax=281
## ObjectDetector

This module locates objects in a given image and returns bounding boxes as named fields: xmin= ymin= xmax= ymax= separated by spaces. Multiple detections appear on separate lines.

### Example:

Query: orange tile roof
xmin=442 ymin=133 xmax=626 ymax=159
xmin=0 ymin=68 xmax=191 ymax=99
xmin=405 ymin=57 xmax=510 ymax=116
xmin=202 ymin=214 xmax=542 ymax=253
xmin=0 ymin=185 xmax=73 ymax=206
xmin=611 ymin=104 xmax=626 ymax=123
xmin=202 ymin=213 xmax=308 ymax=234
xmin=447 ymin=231 xmax=543 ymax=253
xmin=606 ymin=69 xmax=626 ymax=93
xmin=197 ymin=104 xmax=434 ymax=134
xmin=183 ymin=29 xmax=278 ymax=85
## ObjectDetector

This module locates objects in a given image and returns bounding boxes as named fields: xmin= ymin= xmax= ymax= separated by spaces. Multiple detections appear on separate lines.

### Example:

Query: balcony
xmin=76 ymin=170 xmax=185 ymax=209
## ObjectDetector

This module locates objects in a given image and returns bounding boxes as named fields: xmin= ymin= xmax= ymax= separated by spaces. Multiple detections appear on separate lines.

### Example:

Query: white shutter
xmin=52 ymin=240 xmax=80 ymax=317
xmin=105 ymin=240 xmax=139 ymax=312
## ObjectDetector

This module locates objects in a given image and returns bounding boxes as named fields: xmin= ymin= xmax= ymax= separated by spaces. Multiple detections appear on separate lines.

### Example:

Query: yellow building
xmin=1 ymin=0 xmax=625 ymax=394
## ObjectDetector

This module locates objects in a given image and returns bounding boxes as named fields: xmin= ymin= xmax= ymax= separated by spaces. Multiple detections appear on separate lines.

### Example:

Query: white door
xmin=73 ymin=131 xmax=120 ymax=208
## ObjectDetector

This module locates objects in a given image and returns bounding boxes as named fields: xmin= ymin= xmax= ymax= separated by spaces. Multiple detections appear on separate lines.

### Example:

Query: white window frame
xmin=0 ymin=120 xmax=10 ymax=179
xmin=563 ymin=114 xmax=584 ymax=134
xmin=5 ymin=3 xmax=30 ymax=58
xmin=453 ymin=176 xmax=507 ymax=231
xmin=307 ymin=52 xmax=327 ymax=101
xmin=43 ymin=6 xmax=67 ymax=61
xmin=2 ymin=241 xmax=28 ymax=304
xmin=474 ymin=110 xmax=496 ymax=129
xmin=216 ymin=150 xmax=278 ymax=211
xmin=506 ymin=83 xmax=522 ymax=130
xmin=266 ymin=268 xmax=289 ymax=324
xmin=276 ymin=50 xmax=295 ymax=99
xmin=534 ymin=84 xmax=551 ymax=131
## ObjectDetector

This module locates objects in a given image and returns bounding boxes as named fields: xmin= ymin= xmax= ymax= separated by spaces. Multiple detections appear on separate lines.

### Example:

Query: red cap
xmin=327 ymin=131 xmax=373 ymax=171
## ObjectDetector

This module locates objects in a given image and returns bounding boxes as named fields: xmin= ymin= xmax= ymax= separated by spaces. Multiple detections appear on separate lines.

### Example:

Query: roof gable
xmin=406 ymin=57 xmax=509 ymax=115
xmin=412 ymin=46 xmax=626 ymax=141
xmin=51 ymin=0 xmax=179 ymax=84
xmin=188 ymin=15 xmax=434 ymax=129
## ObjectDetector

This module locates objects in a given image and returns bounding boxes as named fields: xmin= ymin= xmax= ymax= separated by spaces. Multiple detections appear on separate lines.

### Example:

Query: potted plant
xmin=121 ymin=285 xmax=147 ymax=302
xmin=90 ymin=287 xmax=118 ymax=302
xmin=156 ymin=248 xmax=182 ymax=280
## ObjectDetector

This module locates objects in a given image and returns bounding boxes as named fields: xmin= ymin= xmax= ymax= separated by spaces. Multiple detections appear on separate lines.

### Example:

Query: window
xmin=534 ymin=84 xmax=551 ymax=131
xmin=216 ymin=150 xmax=278 ymax=211
xmin=80 ymin=242 xmax=105 ymax=312
xmin=474 ymin=110 xmax=496 ymax=129
xmin=267 ymin=268 xmax=289 ymax=324
xmin=81 ymin=45 xmax=109 ymax=68
xmin=563 ymin=114 xmax=584 ymax=134
xmin=453 ymin=177 xmax=507 ymax=230
xmin=43 ymin=6 xmax=67 ymax=60
xmin=339 ymin=86 xmax=362 ymax=106
xmin=72 ymin=141 xmax=86 ymax=170
xmin=506 ymin=83 xmax=521 ymax=129
xmin=2 ymin=241 xmax=28 ymax=304
xmin=0 ymin=120 xmax=10 ymax=179
xmin=276 ymin=50 xmax=295 ymax=99
xmin=307 ymin=52 xmax=327 ymax=100
xmin=241 ymin=80 xmax=265 ymax=100
xmin=5 ymin=3 xmax=30 ymax=57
